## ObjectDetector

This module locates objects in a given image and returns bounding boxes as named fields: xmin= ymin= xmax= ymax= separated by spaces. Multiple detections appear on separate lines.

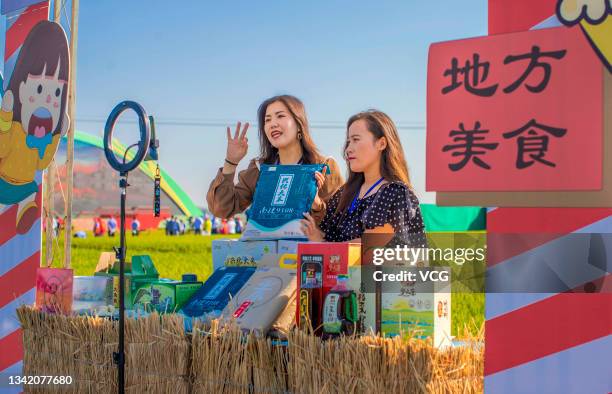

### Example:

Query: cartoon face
xmin=19 ymin=58 xmax=65 ymax=138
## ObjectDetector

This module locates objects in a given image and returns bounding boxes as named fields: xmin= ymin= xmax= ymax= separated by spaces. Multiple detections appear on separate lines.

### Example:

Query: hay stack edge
xmin=18 ymin=306 xmax=483 ymax=393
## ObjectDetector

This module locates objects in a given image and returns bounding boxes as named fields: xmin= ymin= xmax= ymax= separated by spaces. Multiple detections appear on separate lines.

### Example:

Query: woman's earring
xmin=297 ymin=131 xmax=303 ymax=140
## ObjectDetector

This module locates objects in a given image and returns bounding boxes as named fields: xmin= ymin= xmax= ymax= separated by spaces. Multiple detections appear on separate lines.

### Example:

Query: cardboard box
xmin=94 ymin=254 xmax=160 ymax=308
xmin=348 ymin=264 xmax=452 ymax=348
xmin=345 ymin=235 xmax=452 ymax=347
xmin=241 ymin=164 xmax=324 ymax=240
xmin=95 ymin=254 xmax=159 ymax=278
xmin=378 ymin=276 xmax=451 ymax=348
xmin=296 ymin=242 xmax=361 ymax=330
xmin=181 ymin=267 xmax=256 ymax=319
xmin=277 ymin=240 xmax=300 ymax=267
xmin=72 ymin=276 xmax=113 ymax=313
xmin=212 ymin=239 xmax=277 ymax=270
xmin=295 ymin=242 xmax=451 ymax=346
xmin=349 ymin=266 xmax=451 ymax=347
xmin=277 ymin=240 xmax=299 ymax=253
xmin=132 ymin=279 xmax=202 ymax=313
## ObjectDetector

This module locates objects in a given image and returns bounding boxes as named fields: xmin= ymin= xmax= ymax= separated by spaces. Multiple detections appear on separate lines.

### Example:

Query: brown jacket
xmin=206 ymin=157 xmax=344 ymax=223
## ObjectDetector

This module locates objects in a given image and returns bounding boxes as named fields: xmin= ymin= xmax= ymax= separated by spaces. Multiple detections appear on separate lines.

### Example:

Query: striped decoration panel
xmin=0 ymin=0 xmax=49 ymax=387
xmin=486 ymin=2 xmax=612 ymax=393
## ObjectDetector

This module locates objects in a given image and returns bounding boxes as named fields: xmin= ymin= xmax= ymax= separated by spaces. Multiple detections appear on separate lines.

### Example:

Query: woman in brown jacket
xmin=206 ymin=95 xmax=343 ymax=223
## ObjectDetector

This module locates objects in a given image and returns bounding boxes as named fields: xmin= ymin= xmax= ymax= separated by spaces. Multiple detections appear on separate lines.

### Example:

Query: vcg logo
xmin=272 ymin=174 xmax=294 ymax=206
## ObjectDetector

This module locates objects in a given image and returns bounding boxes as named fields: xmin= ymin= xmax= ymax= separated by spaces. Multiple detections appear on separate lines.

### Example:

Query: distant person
xmin=170 ymin=217 xmax=179 ymax=236
xmin=52 ymin=216 xmax=60 ymax=237
xmin=234 ymin=217 xmax=243 ymax=234
xmin=228 ymin=217 xmax=236 ymax=234
xmin=204 ymin=217 xmax=212 ymax=235
xmin=167 ymin=217 xmax=174 ymax=236
xmin=93 ymin=217 xmax=105 ymax=237
xmin=74 ymin=231 xmax=87 ymax=239
xmin=131 ymin=218 xmax=141 ymax=236
xmin=92 ymin=217 xmax=99 ymax=235
xmin=99 ymin=218 xmax=107 ymax=237
xmin=165 ymin=217 xmax=172 ymax=235
xmin=166 ymin=217 xmax=172 ymax=235
xmin=212 ymin=217 xmax=221 ymax=234
xmin=107 ymin=216 xmax=117 ymax=237
xmin=193 ymin=216 xmax=203 ymax=235
xmin=179 ymin=219 xmax=186 ymax=235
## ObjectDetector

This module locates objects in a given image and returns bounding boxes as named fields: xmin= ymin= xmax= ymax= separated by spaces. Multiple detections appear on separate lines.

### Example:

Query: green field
xmin=43 ymin=230 xmax=237 ymax=283
xmin=43 ymin=229 xmax=483 ymax=337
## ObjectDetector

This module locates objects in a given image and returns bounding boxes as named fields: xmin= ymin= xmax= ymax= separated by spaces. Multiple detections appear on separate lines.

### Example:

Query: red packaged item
xmin=296 ymin=242 xmax=360 ymax=333
xmin=35 ymin=267 xmax=73 ymax=314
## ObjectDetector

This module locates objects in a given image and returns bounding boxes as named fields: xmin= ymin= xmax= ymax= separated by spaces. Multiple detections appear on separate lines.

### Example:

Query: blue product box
xmin=180 ymin=266 xmax=256 ymax=320
xmin=241 ymin=164 xmax=325 ymax=240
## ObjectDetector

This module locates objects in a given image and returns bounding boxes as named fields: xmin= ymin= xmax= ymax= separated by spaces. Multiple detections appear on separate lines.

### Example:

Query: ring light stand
xmin=103 ymin=101 xmax=159 ymax=393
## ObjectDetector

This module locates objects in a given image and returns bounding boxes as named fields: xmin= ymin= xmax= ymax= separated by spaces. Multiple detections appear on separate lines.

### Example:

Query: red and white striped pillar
xmin=485 ymin=1 xmax=612 ymax=393
xmin=0 ymin=1 xmax=50 ymax=391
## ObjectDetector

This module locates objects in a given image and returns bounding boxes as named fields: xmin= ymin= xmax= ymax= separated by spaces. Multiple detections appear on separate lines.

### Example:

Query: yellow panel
xmin=581 ymin=17 xmax=612 ymax=69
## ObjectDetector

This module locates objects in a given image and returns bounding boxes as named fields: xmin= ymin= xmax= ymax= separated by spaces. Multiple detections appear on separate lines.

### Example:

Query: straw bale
xmin=17 ymin=306 xmax=190 ymax=394
xmin=18 ymin=306 xmax=483 ymax=394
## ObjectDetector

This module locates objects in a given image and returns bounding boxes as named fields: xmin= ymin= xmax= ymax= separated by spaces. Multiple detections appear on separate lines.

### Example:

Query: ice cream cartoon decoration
xmin=0 ymin=20 xmax=69 ymax=233
xmin=557 ymin=0 xmax=612 ymax=71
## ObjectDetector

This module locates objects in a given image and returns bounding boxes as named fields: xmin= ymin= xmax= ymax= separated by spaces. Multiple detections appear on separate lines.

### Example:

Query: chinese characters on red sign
xmin=427 ymin=26 xmax=603 ymax=191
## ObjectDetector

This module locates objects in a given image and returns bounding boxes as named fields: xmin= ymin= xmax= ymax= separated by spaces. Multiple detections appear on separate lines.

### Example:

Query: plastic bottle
xmin=322 ymin=275 xmax=358 ymax=338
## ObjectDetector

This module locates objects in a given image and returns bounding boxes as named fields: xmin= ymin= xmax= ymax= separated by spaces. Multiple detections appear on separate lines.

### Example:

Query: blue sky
xmin=4 ymin=1 xmax=488 ymax=206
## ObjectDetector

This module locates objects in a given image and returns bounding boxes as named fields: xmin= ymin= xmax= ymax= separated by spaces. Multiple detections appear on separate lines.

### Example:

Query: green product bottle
xmin=322 ymin=275 xmax=358 ymax=338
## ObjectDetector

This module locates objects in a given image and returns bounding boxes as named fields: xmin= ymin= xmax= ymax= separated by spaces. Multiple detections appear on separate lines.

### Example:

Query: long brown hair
xmin=256 ymin=95 xmax=324 ymax=165
xmin=8 ymin=20 xmax=69 ymax=134
xmin=336 ymin=109 xmax=412 ymax=214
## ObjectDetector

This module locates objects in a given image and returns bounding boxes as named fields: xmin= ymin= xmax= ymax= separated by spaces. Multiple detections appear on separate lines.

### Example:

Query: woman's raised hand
xmin=225 ymin=121 xmax=249 ymax=164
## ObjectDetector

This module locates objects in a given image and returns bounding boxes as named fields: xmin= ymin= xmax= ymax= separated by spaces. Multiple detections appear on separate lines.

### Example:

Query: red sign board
xmin=427 ymin=26 xmax=603 ymax=192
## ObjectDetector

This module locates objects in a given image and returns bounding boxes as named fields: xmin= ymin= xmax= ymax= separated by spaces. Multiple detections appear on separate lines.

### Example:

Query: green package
xmin=132 ymin=280 xmax=202 ymax=313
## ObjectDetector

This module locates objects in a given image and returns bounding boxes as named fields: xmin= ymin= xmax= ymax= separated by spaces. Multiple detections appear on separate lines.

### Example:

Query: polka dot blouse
xmin=319 ymin=181 xmax=426 ymax=243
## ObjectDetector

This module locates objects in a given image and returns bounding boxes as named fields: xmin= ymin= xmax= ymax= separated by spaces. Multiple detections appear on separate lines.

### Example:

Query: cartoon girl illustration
xmin=0 ymin=21 xmax=70 ymax=234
